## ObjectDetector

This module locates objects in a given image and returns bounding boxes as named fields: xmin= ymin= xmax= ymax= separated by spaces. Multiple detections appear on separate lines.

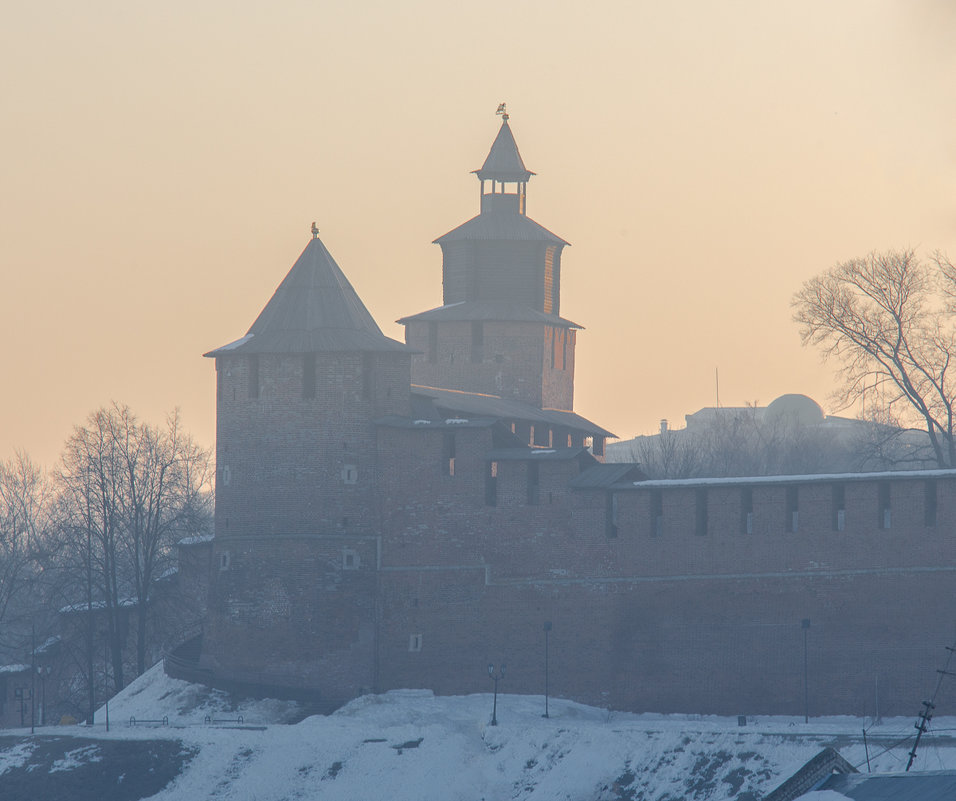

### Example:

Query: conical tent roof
xmin=205 ymin=236 xmax=412 ymax=356
xmin=474 ymin=120 xmax=534 ymax=182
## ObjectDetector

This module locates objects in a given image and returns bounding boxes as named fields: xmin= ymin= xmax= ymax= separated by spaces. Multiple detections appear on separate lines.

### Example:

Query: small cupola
xmin=473 ymin=104 xmax=535 ymax=216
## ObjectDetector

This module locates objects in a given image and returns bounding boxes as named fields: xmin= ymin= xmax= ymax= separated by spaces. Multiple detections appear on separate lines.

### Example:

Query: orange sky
xmin=2 ymin=0 xmax=955 ymax=467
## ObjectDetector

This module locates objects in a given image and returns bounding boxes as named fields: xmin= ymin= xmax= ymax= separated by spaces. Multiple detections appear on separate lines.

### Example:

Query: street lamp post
xmin=543 ymin=622 xmax=552 ymax=718
xmin=36 ymin=665 xmax=51 ymax=726
xmin=488 ymin=663 xmax=505 ymax=726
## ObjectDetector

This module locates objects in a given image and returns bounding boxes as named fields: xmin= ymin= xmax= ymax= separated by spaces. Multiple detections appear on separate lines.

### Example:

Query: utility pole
xmin=802 ymin=619 xmax=810 ymax=723
xmin=907 ymin=643 xmax=956 ymax=771
xmin=30 ymin=624 xmax=36 ymax=735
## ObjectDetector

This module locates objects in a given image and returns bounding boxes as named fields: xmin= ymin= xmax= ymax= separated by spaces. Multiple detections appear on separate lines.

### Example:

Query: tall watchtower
xmin=205 ymin=230 xmax=413 ymax=540
xmin=400 ymin=107 xmax=581 ymax=410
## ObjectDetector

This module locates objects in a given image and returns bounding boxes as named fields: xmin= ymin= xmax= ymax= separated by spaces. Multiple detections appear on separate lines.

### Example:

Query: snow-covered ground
xmin=4 ymin=663 xmax=956 ymax=800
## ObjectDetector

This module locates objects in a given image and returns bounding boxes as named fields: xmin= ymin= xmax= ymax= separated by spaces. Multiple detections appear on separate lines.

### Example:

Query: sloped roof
xmin=570 ymin=463 xmax=648 ymax=489
xmin=764 ymin=747 xmax=857 ymax=801
xmin=434 ymin=212 xmax=568 ymax=245
xmin=486 ymin=447 xmax=593 ymax=462
xmin=474 ymin=120 xmax=534 ymax=182
xmin=816 ymin=770 xmax=956 ymax=801
xmin=375 ymin=416 xmax=499 ymax=430
xmin=410 ymin=385 xmax=615 ymax=438
xmin=205 ymin=236 xmax=412 ymax=357
xmin=398 ymin=301 xmax=581 ymax=329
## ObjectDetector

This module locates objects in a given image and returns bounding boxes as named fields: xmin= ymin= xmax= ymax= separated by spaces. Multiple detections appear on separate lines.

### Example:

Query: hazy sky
xmin=2 ymin=0 xmax=954 ymax=466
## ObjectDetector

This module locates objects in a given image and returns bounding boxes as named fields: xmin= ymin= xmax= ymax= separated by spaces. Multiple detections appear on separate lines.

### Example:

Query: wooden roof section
xmin=205 ymin=235 xmax=412 ymax=357
xmin=406 ymin=385 xmax=614 ymax=438
xmin=433 ymin=211 xmax=568 ymax=246
xmin=397 ymin=301 xmax=581 ymax=329
xmin=473 ymin=119 xmax=534 ymax=182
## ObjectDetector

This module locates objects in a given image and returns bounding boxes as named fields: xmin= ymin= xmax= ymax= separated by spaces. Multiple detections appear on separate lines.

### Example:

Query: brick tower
xmin=198 ymin=230 xmax=413 ymax=703
xmin=400 ymin=107 xmax=580 ymax=410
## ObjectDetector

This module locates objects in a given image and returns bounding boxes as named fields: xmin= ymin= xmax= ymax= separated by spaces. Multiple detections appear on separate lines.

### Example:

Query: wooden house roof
xmin=473 ymin=119 xmax=534 ymax=182
xmin=205 ymin=235 xmax=412 ymax=357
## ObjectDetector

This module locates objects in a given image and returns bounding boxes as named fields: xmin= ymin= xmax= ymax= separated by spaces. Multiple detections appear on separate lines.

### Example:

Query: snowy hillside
xmin=4 ymin=663 xmax=956 ymax=800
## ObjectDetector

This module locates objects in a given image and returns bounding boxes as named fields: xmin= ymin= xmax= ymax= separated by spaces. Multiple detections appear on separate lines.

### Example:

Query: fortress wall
xmin=200 ymin=535 xmax=379 ymax=708
xmin=375 ymin=566 xmax=956 ymax=717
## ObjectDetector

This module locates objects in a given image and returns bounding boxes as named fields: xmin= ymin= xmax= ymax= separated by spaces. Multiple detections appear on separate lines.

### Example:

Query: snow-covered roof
xmin=178 ymin=534 xmax=214 ymax=546
xmin=630 ymin=468 xmax=956 ymax=490
xmin=59 ymin=597 xmax=138 ymax=614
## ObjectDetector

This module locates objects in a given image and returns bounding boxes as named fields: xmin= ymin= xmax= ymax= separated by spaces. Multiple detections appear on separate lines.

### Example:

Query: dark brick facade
xmin=194 ymin=116 xmax=956 ymax=718
xmin=199 ymin=343 xmax=956 ymax=716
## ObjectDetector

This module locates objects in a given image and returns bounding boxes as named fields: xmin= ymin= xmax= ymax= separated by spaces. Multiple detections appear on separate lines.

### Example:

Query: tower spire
xmin=475 ymin=105 xmax=534 ymax=215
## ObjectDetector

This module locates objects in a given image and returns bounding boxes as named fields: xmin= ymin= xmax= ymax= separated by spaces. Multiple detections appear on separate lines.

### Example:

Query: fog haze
xmin=2 ymin=0 xmax=954 ymax=464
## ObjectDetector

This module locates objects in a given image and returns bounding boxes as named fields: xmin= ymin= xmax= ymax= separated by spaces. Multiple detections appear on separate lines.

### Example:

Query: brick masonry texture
xmin=200 ymin=344 xmax=956 ymax=715
xmin=195 ymin=123 xmax=956 ymax=716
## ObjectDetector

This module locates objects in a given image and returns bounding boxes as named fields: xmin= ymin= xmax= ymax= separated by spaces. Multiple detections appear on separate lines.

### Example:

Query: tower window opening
xmin=695 ymin=489 xmax=708 ymax=536
xmin=786 ymin=486 xmax=799 ymax=533
xmin=544 ymin=247 xmax=555 ymax=314
xmin=650 ymin=489 xmax=663 ymax=537
xmin=741 ymin=487 xmax=753 ymax=534
xmin=925 ymin=479 xmax=938 ymax=527
xmin=527 ymin=462 xmax=539 ymax=505
xmin=442 ymin=432 xmax=456 ymax=476
xmin=879 ymin=482 xmax=891 ymax=529
xmin=248 ymin=355 xmax=260 ymax=399
xmin=303 ymin=354 xmax=316 ymax=400
xmin=428 ymin=322 xmax=438 ymax=363
xmin=362 ymin=353 xmax=374 ymax=400
xmin=833 ymin=484 xmax=846 ymax=531
xmin=485 ymin=461 xmax=498 ymax=506
xmin=606 ymin=492 xmax=618 ymax=538
xmin=471 ymin=321 xmax=484 ymax=363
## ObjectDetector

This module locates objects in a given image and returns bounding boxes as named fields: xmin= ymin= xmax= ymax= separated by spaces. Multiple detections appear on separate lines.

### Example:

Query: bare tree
xmin=0 ymin=452 xmax=52 ymax=648
xmin=793 ymin=249 xmax=956 ymax=468
xmin=114 ymin=408 xmax=212 ymax=675
xmin=56 ymin=403 xmax=212 ymax=710
xmin=620 ymin=428 xmax=701 ymax=479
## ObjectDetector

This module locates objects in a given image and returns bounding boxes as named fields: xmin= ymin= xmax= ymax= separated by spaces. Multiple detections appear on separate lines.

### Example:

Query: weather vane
xmin=311 ymin=221 xmax=319 ymax=239
xmin=496 ymin=102 xmax=509 ymax=122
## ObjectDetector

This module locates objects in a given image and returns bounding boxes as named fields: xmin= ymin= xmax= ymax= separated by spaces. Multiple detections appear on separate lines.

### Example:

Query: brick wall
xmin=201 ymin=534 xmax=379 ymax=709
xmin=213 ymin=351 xmax=410 ymax=538
xmin=200 ymin=346 xmax=956 ymax=718
xmin=405 ymin=320 xmax=573 ymax=409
